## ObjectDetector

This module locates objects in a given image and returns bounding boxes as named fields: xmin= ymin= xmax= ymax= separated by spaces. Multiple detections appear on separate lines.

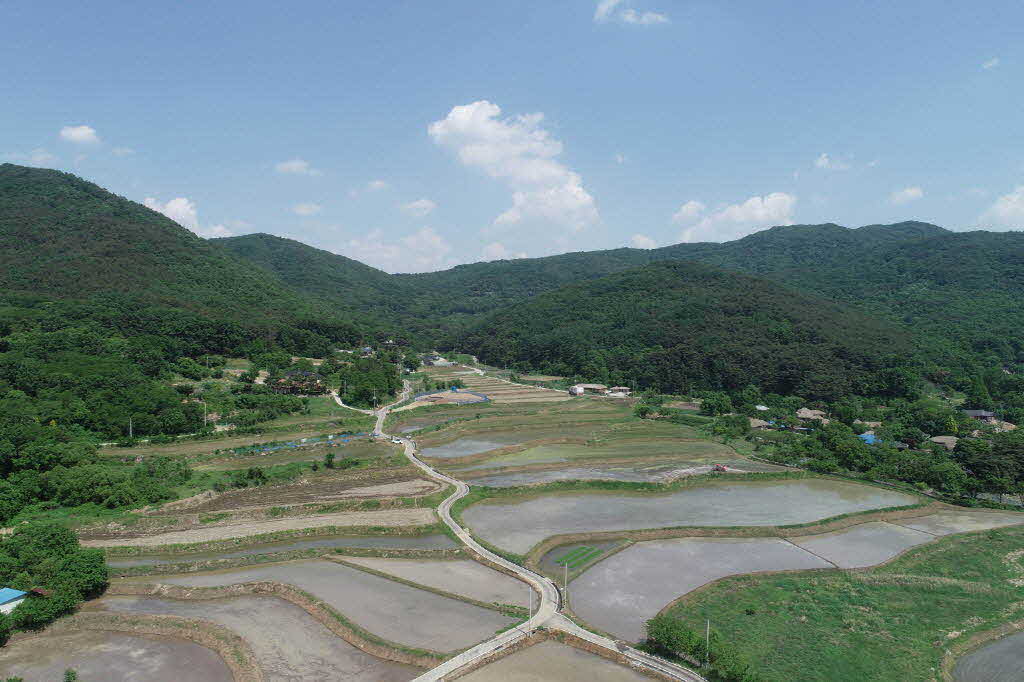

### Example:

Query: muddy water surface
xmin=145 ymin=559 xmax=516 ymax=652
xmin=96 ymin=594 xmax=419 ymax=680
xmin=0 ymin=629 xmax=232 ymax=681
xmin=463 ymin=479 xmax=919 ymax=554
xmin=458 ymin=640 xmax=651 ymax=681
xmin=107 ymin=533 xmax=457 ymax=568
xmin=953 ymin=630 xmax=1024 ymax=682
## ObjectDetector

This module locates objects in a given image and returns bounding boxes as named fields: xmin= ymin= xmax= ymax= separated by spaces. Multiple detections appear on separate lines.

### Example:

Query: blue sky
xmin=3 ymin=1 xmax=1022 ymax=272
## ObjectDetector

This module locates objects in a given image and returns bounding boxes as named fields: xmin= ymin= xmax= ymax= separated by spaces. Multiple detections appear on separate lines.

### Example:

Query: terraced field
xmin=462 ymin=478 xmax=920 ymax=554
xmin=423 ymin=365 xmax=569 ymax=404
xmin=94 ymin=594 xmax=419 ymax=680
xmin=133 ymin=559 xmax=519 ymax=652
xmin=0 ymin=630 xmax=234 ymax=681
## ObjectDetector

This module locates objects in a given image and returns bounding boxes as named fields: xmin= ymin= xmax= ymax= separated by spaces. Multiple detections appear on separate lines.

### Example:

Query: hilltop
xmin=452 ymin=260 xmax=914 ymax=400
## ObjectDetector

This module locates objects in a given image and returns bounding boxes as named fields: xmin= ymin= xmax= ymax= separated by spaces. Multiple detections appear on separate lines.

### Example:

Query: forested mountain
xmin=0 ymin=164 xmax=367 ymax=354
xmin=213 ymin=233 xmax=407 ymax=323
xmin=3 ymin=163 xmax=1022 ymax=395
xmin=0 ymin=164 xmax=312 ymax=323
xmin=452 ymin=260 xmax=916 ymax=400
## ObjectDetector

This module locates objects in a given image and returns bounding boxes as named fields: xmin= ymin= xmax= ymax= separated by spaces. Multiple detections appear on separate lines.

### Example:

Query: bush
xmin=646 ymin=614 xmax=762 ymax=682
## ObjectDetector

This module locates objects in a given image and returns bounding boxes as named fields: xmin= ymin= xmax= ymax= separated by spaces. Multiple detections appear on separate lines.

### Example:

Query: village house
xmin=929 ymin=435 xmax=959 ymax=451
xmin=273 ymin=370 xmax=327 ymax=395
xmin=796 ymin=408 xmax=830 ymax=424
xmin=570 ymin=383 xmax=608 ymax=396
xmin=962 ymin=409 xmax=998 ymax=424
xmin=608 ymin=386 xmax=632 ymax=396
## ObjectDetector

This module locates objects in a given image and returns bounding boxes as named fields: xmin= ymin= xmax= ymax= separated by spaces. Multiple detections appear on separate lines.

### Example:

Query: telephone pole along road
xmin=372 ymin=381 xmax=706 ymax=682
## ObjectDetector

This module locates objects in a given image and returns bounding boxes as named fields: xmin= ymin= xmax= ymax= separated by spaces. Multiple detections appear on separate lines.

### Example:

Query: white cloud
xmin=631 ymin=234 xmax=657 ymax=249
xmin=59 ymin=125 xmax=100 ymax=144
xmin=349 ymin=179 xmax=389 ymax=197
xmin=342 ymin=227 xmax=455 ymax=273
xmin=890 ymin=186 xmax=924 ymax=204
xmin=614 ymin=153 xmax=626 ymax=164
xmin=4 ymin=148 xmax=56 ymax=166
xmin=143 ymin=196 xmax=235 ymax=238
xmin=814 ymin=152 xmax=850 ymax=170
xmin=980 ymin=186 xmax=1024 ymax=228
xmin=982 ymin=57 xmax=1000 ymax=70
xmin=671 ymin=200 xmax=706 ymax=224
xmin=429 ymin=100 xmax=599 ymax=233
xmin=481 ymin=242 xmax=527 ymax=261
xmin=292 ymin=202 xmax=322 ymax=216
xmin=674 ymin=193 xmax=796 ymax=243
xmin=401 ymin=198 xmax=437 ymax=217
xmin=274 ymin=158 xmax=321 ymax=176
xmin=112 ymin=147 xmax=135 ymax=157
xmin=620 ymin=8 xmax=669 ymax=24
xmin=594 ymin=0 xmax=668 ymax=25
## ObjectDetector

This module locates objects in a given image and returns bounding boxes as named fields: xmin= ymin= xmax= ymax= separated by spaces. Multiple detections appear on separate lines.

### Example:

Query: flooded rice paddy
xmin=463 ymin=479 xmax=919 ymax=554
xmin=419 ymin=432 xmax=548 ymax=459
xmin=106 ymin=533 xmax=458 ymax=568
xmin=894 ymin=511 xmax=1024 ymax=536
xmin=462 ymin=460 xmax=787 ymax=487
xmin=95 ymin=594 xmax=418 ymax=680
xmin=570 ymin=537 xmax=832 ymax=641
xmin=341 ymin=557 xmax=526 ymax=604
xmin=785 ymin=521 xmax=934 ymax=568
xmin=143 ymin=559 xmax=517 ymax=651
xmin=457 ymin=640 xmax=651 ymax=681
xmin=0 ymin=629 xmax=233 ymax=681
xmin=953 ymin=630 xmax=1024 ymax=682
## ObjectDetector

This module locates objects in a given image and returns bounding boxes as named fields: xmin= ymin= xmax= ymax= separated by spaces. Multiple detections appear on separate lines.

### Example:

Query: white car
xmin=391 ymin=437 xmax=403 ymax=444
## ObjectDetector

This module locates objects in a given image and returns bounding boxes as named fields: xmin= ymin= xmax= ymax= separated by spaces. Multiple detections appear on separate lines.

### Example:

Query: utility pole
xmin=705 ymin=619 xmax=710 ymax=669
xmin=202 ymin=400 xmax=208 ymax=427
xmin=528 ymin=585 xmax=532 ymax=621
xmin=128 ymin=416 xmax=133 ymax=439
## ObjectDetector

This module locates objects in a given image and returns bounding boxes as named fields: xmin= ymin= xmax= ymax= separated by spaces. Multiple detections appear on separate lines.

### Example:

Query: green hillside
xmin=453 ymin=260 xmax=915 ymax=400
xmin=0 ymin=164 xmax=367 ymax=353
xmin=0 ymin=164 xmax=312 ymax=323
xmin=212 ymin=233 xmax=406 ymax=322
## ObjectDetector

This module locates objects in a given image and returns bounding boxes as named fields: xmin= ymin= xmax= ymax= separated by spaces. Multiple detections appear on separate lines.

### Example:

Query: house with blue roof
xmin=0 ymin=587 xmax=27 ymax=614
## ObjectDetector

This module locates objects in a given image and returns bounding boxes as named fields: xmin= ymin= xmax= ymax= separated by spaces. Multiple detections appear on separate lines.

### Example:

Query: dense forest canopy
xmin=451 ymin=260 xmax=918 ymax=401
xmin=3 ymin=162 xmax=1023 ymax=403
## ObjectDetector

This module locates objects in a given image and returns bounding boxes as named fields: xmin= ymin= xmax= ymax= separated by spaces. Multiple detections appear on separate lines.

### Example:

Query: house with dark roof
xmin=963 ymin=409 xmax=998 ymax=424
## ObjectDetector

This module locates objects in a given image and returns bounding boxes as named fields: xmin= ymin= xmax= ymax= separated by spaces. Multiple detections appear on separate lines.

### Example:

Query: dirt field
xmin=177 ymin=475 xmax=441 ymax=514
xmin=83 ymin=509 xmax=437 ymax=547
xmin=102 ymin=424 xmax=375 ymax=459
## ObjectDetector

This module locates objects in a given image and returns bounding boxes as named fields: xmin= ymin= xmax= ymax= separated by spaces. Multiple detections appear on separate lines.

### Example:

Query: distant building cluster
xmin=568 ymin=384 xmax=631 ymax=397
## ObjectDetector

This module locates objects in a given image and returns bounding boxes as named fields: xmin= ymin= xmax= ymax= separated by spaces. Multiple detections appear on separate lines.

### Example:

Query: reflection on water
xmin=464 ymin=479 xmax=920 ymax=554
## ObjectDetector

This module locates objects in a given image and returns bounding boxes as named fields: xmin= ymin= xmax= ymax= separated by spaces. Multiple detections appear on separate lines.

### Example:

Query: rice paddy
xmin=461 ymin=478 xmax=920 ymax=554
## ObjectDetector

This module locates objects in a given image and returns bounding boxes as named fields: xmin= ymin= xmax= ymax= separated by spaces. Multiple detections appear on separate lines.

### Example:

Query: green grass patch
xmin=663 ymin=526 xmax=1024 ymax=681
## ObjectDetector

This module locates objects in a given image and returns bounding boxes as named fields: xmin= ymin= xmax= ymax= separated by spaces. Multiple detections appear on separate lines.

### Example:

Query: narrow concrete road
xmin=374 ymin=381 xmax=705 ymax=682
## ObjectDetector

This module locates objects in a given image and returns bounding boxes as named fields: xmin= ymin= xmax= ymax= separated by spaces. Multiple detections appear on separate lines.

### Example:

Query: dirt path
xmin=82 ymin=509 xmax=436 ymax=548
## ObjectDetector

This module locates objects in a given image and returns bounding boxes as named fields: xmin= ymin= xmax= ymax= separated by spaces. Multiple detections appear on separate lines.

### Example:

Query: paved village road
xmin=373 ymin=380 xmax=706 ymax=681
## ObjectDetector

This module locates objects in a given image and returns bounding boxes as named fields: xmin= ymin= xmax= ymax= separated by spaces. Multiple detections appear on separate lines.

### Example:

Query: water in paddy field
xmin=953 ymin=630 xmax=1024 ymax=681
xmin=0 ymin=630 xmax=234 ymax=681
xmin=463 ymin=478 xmax=919 ymax=554
xmin=106 ymin=533 xmax=458 ymax=568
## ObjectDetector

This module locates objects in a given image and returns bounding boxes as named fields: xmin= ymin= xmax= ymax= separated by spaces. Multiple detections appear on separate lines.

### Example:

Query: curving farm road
xmin=374 ymin=380 xmax=706 ymax=682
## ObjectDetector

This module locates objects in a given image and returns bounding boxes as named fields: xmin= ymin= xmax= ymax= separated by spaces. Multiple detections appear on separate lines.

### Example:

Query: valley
xmin=2 ymin=166 xmax=1023 ymax=681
